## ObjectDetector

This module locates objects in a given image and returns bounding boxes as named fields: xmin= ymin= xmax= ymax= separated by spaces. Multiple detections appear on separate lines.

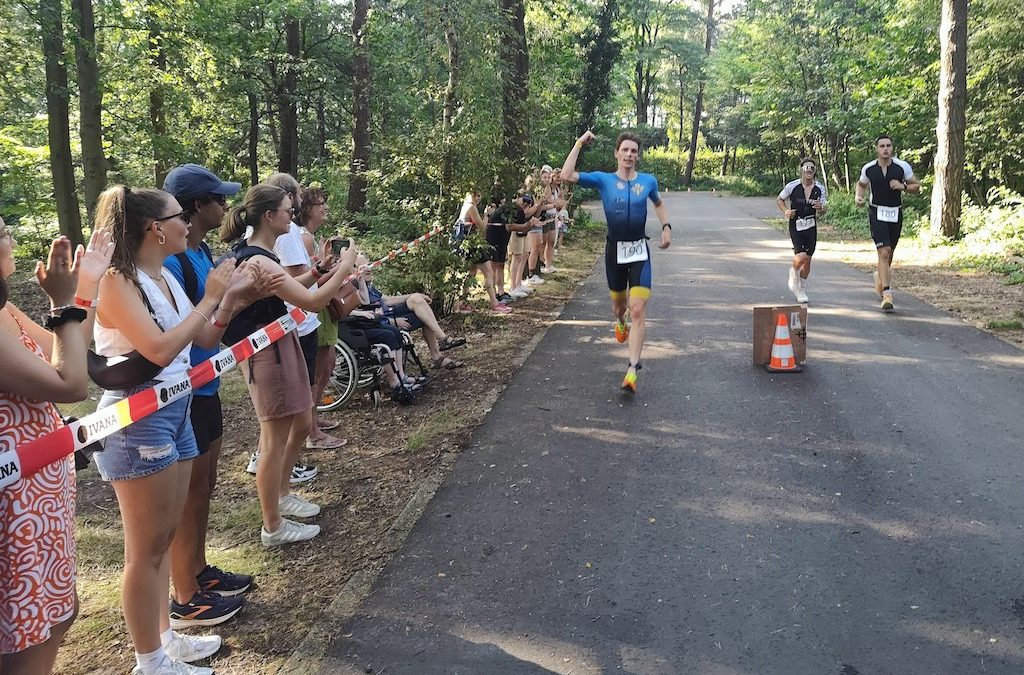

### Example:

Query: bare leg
xmin=279 ymin=411 xmax=312 ymax=500
xmin=308 ymin=345 xmax=341 ymax=443
xmin=490 ymin=261 xmax=506 ymax=295
xmin=877 ymin=245 xmax=893 ymax=288
xmin=627 ymin=293 xmax=649 ymax=368
xmin=112 ymin=460 xmax=192 ymax=655
xmin=405 ymin=294 xmax=446 ymax=336
xmin=255 ymin=417 xmax=292 ymax=532
xmin=170 ymin=440 xmax=220 ymax=604
xmin=528 ymin=232 xmax=543 ymax=275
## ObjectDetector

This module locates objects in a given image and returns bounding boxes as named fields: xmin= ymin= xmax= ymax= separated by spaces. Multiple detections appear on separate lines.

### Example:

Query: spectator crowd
xmin=0 ymin=160 xmax=576 ymax=675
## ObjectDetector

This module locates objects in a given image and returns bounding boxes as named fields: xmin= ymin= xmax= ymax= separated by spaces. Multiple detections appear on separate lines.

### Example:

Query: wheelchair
xmin=316 ymin=321 xmax=428 ymax=412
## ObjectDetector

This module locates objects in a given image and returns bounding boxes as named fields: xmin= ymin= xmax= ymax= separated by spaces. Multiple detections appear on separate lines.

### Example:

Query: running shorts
xmin=788 ymin=221 xmax=817 ymax=256
xmin=604 ymin=239 xmax=653 ymax=299
xmin=486 ymin=223 xmax=511 ymax=263
xmin=869 ymin=206 xmax=903 ymax=250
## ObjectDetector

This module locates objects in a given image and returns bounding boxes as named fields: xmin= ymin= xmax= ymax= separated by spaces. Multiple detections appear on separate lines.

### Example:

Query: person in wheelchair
xmin=342 ymin=299 xmax=421 ymax=404
xmin=354 ymin=254 xmax=466 ymax=370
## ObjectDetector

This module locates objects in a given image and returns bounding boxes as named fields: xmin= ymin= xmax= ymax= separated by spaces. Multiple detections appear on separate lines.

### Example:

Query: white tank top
xmin=94 ymin=267 xmax=193 ymax=384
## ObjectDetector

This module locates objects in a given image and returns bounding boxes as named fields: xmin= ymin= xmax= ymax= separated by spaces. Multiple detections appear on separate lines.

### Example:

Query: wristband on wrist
xmin=43 ymin=306 xmax=87 ymax=330
xmin=310 ymin=266 xmax=322 ymax=280
xmin=191 ymin=308 xmax=211 ymax=323
xmin=211 ymin=310 xmax=229 ymax=329
xmin=74 ymin=295 xmax=97 ymax=309
xmin=662 ymin=223 xmax=672 ymax=231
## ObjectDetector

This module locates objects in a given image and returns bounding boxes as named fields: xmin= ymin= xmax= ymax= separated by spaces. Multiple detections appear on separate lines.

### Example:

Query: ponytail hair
xmin=95 ymin=185 xmax=168 ymax=284
xmin=222 ymin=184 xmax=287 ymax=242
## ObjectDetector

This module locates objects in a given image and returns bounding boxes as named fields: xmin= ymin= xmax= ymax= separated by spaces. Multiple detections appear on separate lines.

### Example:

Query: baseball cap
xmin=520 ymin=193 xmax=535 ymax=204
xmin=163 ymin=164 xmax=242 ymax=201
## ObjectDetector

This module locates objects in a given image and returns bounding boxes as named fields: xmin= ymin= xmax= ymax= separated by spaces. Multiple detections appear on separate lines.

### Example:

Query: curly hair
xmin=297 ymin=186 xmax=327 ymax=228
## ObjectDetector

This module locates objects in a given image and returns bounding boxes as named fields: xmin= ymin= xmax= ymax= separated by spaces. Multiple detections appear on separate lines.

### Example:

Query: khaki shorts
xmin=508 ymin=233 xmax=528 ymax=255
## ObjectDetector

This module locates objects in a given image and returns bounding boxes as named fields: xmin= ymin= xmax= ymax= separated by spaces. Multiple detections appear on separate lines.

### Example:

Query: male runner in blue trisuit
xmin=561 ymin=130 xmax=671 ymax=392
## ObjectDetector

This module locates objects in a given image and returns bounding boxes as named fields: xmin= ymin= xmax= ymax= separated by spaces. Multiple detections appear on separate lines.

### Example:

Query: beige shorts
xmin=508 ymin=233 xmax=528 ymax=256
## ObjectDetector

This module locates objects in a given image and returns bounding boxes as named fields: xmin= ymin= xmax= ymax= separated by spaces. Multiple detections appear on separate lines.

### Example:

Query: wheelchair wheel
xmin=317 ymin=340 xmax=359 ymax=412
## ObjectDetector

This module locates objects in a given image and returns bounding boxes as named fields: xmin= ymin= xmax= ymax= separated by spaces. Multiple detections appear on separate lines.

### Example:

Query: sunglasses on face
xmin=208 ymin=194 xmax=227 ymax=206
xmin=155 ymin=211 xmax=185 ymax=223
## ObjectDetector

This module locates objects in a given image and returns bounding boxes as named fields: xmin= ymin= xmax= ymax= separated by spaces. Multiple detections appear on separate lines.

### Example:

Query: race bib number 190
xmin=876 ymin=205 xmax=900 ymax=223
xmin=616 ymin=239 xmax=648 ymax=265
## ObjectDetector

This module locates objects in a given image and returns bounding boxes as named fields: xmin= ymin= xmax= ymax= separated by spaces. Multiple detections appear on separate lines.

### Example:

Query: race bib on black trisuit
xmin=876 ymin=205 xmax=900 ymax=223
xmin=616 ymin=239 xmax=648 ymax=265
xmin=795 ymin=216 xmax=816 ymax=232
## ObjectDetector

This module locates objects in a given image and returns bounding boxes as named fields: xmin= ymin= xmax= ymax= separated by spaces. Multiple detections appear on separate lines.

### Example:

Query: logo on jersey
xmin=616 ymin=181 xmax=626 ymax=190
xmin=632 ymin=184 xmax=645 ymax=196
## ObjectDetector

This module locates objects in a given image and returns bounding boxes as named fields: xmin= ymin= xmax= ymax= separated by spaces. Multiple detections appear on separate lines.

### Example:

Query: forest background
xmin=1 ymin=0 xmax=1021 ymax=290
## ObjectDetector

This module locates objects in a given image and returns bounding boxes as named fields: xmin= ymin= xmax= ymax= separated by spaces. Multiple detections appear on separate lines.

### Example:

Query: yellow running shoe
xmin=615 ymin=319 xmax=630 ymax=343
xmin=881 ymin=291 xmax=894 ymax=312
xmin=620 ymin=363 xmax=640 ymax=393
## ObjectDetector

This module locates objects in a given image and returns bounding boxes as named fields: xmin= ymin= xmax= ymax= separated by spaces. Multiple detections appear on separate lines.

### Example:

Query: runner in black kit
xmin=560 ymin=129 xmax=671 ymax=393
xmin=855 ymin=135 xmax=921 ymax=311
xmin=776 ymin=157 xmax=827 ymax=304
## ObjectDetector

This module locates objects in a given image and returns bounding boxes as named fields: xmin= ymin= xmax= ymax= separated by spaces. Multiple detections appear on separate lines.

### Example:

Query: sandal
xmin=317 ymin=419 xmax=340 ymax=431
xmin=438 ymin=336 xmax=466 ymax=351
xmin=305 ymin=434 xmax=348 ymax=450
xmin=431 ymin=356 xmax=464 ymax=370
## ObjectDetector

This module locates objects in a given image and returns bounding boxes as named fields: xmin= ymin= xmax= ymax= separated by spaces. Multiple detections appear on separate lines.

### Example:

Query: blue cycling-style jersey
xmin=577 ymin=171 xmax=662 ymax=242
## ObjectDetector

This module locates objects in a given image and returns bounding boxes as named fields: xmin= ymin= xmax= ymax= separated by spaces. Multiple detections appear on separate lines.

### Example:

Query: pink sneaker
xmin=491 ymin=303 xmax=512 ymax=314
xmin=457 ymin=303 xmax=474 ymax=314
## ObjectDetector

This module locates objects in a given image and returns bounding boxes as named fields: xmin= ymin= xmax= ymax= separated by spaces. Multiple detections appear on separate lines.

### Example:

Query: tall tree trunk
xmin=71 ymin=0 xmax=105 ymax=224
xmin=346 ymin=0 xmax=371 ymax=226
xmin=677 ymin=64 xmax=685 ymax=149
xmin=730 ymin=145 xmax=737 ymax=174
xmin=684 ymin=0 xmax=715 ymax=186
xmin=576 ymin=0 xmax=619 ymax=137
xmin=39 ymin=0 xmax=84 ymax=245
xmin=316 ymin=91 xmax=326 ymax=160
xmin=147 ymin=14 xmax=169 ymax=186
xmin=247 ymin=92 xmax=260 ymax=184
xmin=440 ymin=0 xmax=459 ymax=198
xmin=720 ymin=145 xmax=728 ymax=176
xmin=930 ymin=0 xmax=968 ymax=238
xmin=278 ymin=18 xmax=300 ymax=175
xmin=498 ymin=0 xmax=529 ymax=171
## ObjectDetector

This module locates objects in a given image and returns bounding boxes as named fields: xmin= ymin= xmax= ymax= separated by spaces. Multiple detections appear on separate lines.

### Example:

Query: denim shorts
xmin=93 ymin=380 xmax=199 ymax=481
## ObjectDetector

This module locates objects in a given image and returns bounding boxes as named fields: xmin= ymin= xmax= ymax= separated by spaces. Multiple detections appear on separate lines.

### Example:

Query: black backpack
xmin=219 ymin=242 xmax=288 ymax=346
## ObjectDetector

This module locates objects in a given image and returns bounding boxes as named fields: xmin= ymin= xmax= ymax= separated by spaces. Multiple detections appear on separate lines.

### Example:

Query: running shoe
xmin=196 ymin=564 xmax=252 ymax=597
xmin=881 ymin=291 xmax=894 ymax=312
xmin=615 ymin=320 xmax=630 ymax=344
xmin=163 ymin=631 xmax=222 ymax=663
xmin=541 ymin=265 xmax=553 ymax=274
xmin=491 ymin=303 xmax=513 ymax=314
xmin=795 ymin=278 xmax=809 ymax=304
xmin=261 ymin=518 xmax=320 ymax=547
xmin=247 ymin=451 xmax=320 ymax=483
xmin=788 ymin=266 xmax=799 ymax=297
xmin=621 ymin=368 xmax=638 ymax=394
xmin=169 ymin=590 xmax=244 ymax=629
xmin=529 ymin=274 xmax=545 ymax=285
xmin=291 ymin=463 xmax=318 ymax=484
xmin=132 ymin=658 xmax=213 ymax=675
xmin=497 ymin=292 xmax=513 ymax=302
xmin=279 ymin=493 xmax=321 ymax=518
xmin=873 ymin=270 xmax=883 ymax=297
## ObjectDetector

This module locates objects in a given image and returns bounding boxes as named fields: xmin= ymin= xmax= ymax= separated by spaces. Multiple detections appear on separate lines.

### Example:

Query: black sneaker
xmin=196 ymin=564 xmax=252 ymax=597
xmin=169 ymin=590 xmax=244 ymax=629
xmin=391 ymin=385 xmax=414 ymax=406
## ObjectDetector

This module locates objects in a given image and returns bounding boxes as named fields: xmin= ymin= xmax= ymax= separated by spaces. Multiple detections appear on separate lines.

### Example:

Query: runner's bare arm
xmin=905 ymin=176 xmax=921 ymax=194
xmin=560 ymin=130 xmax=597 ymax=183
xmin=654 ymin=200 xmax=671 ymax=249
xmin=855 ymin=179 xmax=868 ymax=207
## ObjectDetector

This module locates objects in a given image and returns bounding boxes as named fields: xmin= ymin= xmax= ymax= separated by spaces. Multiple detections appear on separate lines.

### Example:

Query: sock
xmin=160 ymin=628 xmax=174 ymax=648
xmin=135 ymin=647 xmax=167 ymax=672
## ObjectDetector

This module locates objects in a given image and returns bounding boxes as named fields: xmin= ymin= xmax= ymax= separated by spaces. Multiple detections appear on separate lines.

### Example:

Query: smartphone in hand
xmin=331 ymin=238 xmax=351 ymax=255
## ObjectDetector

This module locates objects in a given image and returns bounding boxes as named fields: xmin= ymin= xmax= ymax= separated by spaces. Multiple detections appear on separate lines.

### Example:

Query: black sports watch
xmin=662 ymin=223 xmax=672 ymax=231
xmin=43 ymin=305 xmax=88 ymax=330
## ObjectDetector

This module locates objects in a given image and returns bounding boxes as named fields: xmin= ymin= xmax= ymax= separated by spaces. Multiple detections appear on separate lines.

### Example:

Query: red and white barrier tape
xmin=1 ymin=224 xmax=444 ymax=490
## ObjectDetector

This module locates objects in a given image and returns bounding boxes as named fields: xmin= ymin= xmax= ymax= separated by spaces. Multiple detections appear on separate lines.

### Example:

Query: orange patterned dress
xmin=0 ymin=309 xmax=77 ymax=654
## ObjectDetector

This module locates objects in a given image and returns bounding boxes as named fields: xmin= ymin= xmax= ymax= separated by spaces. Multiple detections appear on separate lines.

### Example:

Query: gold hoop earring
xmin=157 ymin=232 xmax=166 ymax=245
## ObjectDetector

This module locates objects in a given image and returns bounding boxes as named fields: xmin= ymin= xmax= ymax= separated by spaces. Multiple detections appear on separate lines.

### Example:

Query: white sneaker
xmin=290 ymin=463 xmax=318 ymax=484
xmin=132 ymin=656 xmax=213 ymax=675
xmin=788 ymin=267 xmax=799 ymax=297
xmin=164 ymin=631 xmax=221 ymax=663
xmin=546 ymin=265 xmax=558 ymax=273
xmin=245 ymin=452 xmax=258 ymax=475
xmin=261 ymin=518 xmax=320 ymax=547
xmin=529 ymin=275 xmax=545 ymax=285
xmin=279 ymin=493 xmax=321 ymax=518
xmin=509 ymin=288 xmax=528 ymax=299
xmin=795 ymin=278 xmax=809 ymax=304
xmin=540 ymin=266 xmax=553 ymax=274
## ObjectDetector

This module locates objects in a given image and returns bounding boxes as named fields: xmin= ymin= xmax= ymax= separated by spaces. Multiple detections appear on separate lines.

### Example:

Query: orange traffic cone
xmin=765 ymin=313 xmax=802 ymax=373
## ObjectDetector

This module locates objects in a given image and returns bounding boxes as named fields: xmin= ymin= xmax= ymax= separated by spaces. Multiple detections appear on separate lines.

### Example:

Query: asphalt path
xmin=320 ymin=192 xmax=1024 ymax=674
